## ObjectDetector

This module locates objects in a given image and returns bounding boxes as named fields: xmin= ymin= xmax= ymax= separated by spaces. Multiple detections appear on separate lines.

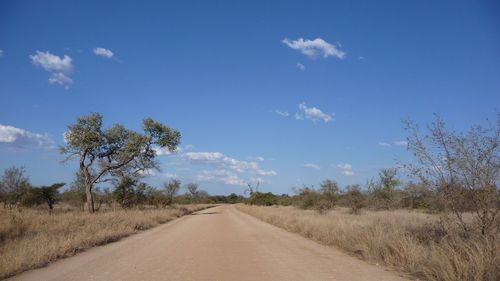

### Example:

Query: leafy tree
xmin=134 ymin=183 xmax=149 ymax=206
xmin=60 ymin=113 xmax=180 ymax=213
xmin=227 ymin=193 xmax=239 ymax=204
xmin=343 ymin=184 xmax=366 ymax=214
xmin=112 ymin=176 xmax=137 ymax=208
xmin=22 ymin=183 xmax=65 ymax=210
xmin=185 ymin=183 xmax=199 ymax=202
xmin=293 ymin=186 xmax=322 ymax=210
xmin=401 ymin=182 xmax=432 ymax=209
xmin=196 ymin=190 xmax=210 ymax=203
xmin=319 ymin=179 xmax=340 ymax=209
xmin=369 ymin=168 xmax=399 ymax=209
xmin=163 ymin=179 xmax=181 ymax=206
xmin=0 ymin=166 xmax=30 ymax=208
xmin=249 ymin=192 xmax=278 ymax=206
xmin=62 ymin=171 xmax=87 ymax=210
xmin=405 ymin=115 xmax=500 ymax=235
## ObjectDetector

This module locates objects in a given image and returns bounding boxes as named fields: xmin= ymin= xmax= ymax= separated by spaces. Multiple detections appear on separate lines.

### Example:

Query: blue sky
xmin=1 ymin=0 xmax=499 ymax=195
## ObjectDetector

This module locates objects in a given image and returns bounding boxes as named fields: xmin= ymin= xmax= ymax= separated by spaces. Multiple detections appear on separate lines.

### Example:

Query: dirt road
xmin=11 ymin=205 xmax=408 ymax=281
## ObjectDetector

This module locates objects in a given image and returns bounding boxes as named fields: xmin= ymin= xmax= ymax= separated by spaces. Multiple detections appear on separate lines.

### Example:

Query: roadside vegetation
xmin=0 ymin=204 xmax=213 ymax=279
xmin=237 ymin=115 xmax=499 ymax=281
xmin=0 ymin=114 xmax=223 ymax=279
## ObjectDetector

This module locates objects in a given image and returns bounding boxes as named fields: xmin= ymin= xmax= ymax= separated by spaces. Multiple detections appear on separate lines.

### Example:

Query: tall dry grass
xmin=0 ymin=204 xmax=214 ymax=279
xmin=236 ymin=205 xmax=499 ymax=281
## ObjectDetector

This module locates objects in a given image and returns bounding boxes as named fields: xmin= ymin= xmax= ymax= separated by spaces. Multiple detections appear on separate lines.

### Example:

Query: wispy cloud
xmin=296 ymin=102 xmax=334 ymax=123
xmin=184 ymin=151 xmax=276 ymax=185
xmin=30 ymin=51 xmax=73 ymax=88
xmin=154 ymin=146 xmax=183 ymax=156
xmin=137 ymin=169 xmax=156 ymax=176
xmin=296 ymin=63 xmax=305 ymax=70
xmin=0 ymin=124 xmax=53 ymax=149
xmin=275 ymin=110 xmax=289 ymax=117
xmin=303 ymin=163 xmax=320 ymax=169
xmin=163 ymin=173 xmax=179 ymax=179
xmin=49 ymin=72 xmax=73 ymax=86
xmin=378 ymin=140 xmax=408 ymax=147
xmin=249 ymin=156 xmax=265 ymax=162
xmin=0 ymin=49 xmax=3 ymax=57
xmin=378 ymin=142 xmax=392 ymax=147
xmin=337 ymin=163 xmax=354 ymax=176
xmin=196 ymin=169 xmax=247 ymax=186
xmin=185 ymin=152 xmax=265 ymax=173
xmin=282 ymin=38 xmax=345 ymax=59
xmin=393 ymin=140 xmax=408 ymax=147
xmin=93 ymin=47 xmax=114 ymax=59
xmin=256 ymin=169 xmax=277 ymax=176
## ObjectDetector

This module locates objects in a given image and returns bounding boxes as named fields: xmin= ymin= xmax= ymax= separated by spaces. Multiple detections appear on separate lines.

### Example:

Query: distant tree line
xmin=0 ymin=167 xmax=247 ymax=211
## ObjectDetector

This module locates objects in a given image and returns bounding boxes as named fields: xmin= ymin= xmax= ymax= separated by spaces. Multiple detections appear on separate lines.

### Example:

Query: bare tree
xmin=245 ymin=180 xmax=260 ymax=195
xmin=404 ymin=115 xmax=500 ymax=235
xmin=61 ymin=113 xmax=180 ymax=213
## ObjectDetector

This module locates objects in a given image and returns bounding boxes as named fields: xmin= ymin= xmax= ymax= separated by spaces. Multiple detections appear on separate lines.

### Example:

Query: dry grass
xmin=0 ymin=204 xmax=214 ymax=279
xmin=236 ymin=205 xmax=499 ymax=281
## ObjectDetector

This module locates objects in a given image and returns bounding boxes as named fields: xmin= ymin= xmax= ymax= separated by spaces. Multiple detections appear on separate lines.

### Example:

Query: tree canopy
xmin=61 ymin=113 xmax=181 ymax=212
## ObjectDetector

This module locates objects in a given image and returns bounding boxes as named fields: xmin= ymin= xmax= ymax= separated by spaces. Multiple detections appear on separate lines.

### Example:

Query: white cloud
xmin=185 ymin=152 xmax=258 ymax=172
xmin=93 ymin=47 xmax=114 ymax=58
xmin=296 ymin=102 xmax=334 ymax=123
xmin=185 ymin=151 xmax=276 ymax=176
xmin=337 ymin=163 xmax=354 ymax=176
xmin=275 ymin=110 xmax=289 ymax=117
xmin=184 ymin=144 xmax=194 ymax=150
xmin=303 ymin=163 xmax=320 ymax=169
xmin=282 ymin=38 xmax=345 ymax=59
xmin=163 ymin=173 xmax=178 ymax=178
xmin=154 ymin=146 xmax=183 ymax=156
xmin=252 ymin=156 xmax=265 ymax=162
xmin=30 ymin=51 xmax=73 ymax=73
xmin=30 ymin=51 xmax=74 ymax=87
xmin=394 ymin=140 xmax=408 ymax=147
xmin=0 ymin=50 xmax=3 ymax=57
xmin=49 ymin=72 xmax=73 ymax=87
xmin=138 ymin=169 xmax=156 ymax=176
xmin=256 ymin=169 xmax=277 ymax=176
xmin=0 ymin=124 xmax=53 ymax=148
xmin=296 ymin=63 xmax=305 ymax=70
xmin=378 ymin=140 xmax=408 ymax=147
xmin=378 ymin=142 xmax=392 ymax=147
xmin=196 ymin=170 xmax=247 ymax=186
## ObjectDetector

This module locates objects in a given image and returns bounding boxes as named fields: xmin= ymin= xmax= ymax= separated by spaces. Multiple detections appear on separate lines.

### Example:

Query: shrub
xmin=343 ymin=185 xmax=366 ymax=214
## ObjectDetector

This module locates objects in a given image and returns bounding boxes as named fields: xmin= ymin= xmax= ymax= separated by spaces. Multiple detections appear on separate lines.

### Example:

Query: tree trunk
xmin=85 ymin=183 xmax=95 ymax=213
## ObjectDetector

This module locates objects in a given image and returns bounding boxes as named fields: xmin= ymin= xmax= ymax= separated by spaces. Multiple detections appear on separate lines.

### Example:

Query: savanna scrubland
xmin=0 ymin=113 xmax=498 ymax=281
xmin=237 ymin=116 xmax=500 ymax=281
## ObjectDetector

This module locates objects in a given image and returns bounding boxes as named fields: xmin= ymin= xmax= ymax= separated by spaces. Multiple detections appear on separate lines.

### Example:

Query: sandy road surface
xmin=11 ymin=205 xmax=408 ymax=281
